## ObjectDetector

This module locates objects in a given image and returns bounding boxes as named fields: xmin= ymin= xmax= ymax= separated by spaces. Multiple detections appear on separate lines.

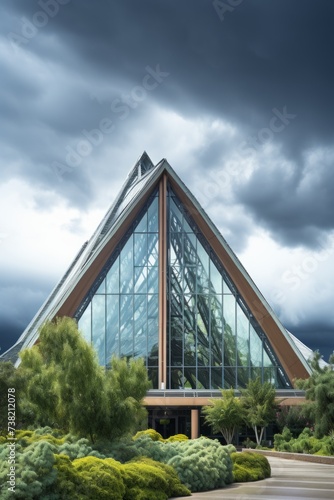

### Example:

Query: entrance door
xmin=155 ymin=417 xmax=176 ymax=439
xmin=148 ymin=409 xmax=192 ymax=439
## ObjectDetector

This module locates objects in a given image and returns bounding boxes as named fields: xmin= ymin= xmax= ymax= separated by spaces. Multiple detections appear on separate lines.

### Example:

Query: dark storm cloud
xmin=0 ymin=274 xmax=53 ymax=353
xmin=290 ymin=323 xmax=334 ymax=362
xmin=233 ymin=155 xmax=334 ymax=248
xmin=2 ymin=0 xmax=334 ymax=236
xmin=0 ymin=320 xmax=23 ymax=356
xmin=1 ymin=0 xmax=334 ymax=358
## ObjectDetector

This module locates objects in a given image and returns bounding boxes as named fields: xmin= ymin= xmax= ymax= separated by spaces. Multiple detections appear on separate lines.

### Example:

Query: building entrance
xmin=148 ymin=408 xmax=192 ymax=439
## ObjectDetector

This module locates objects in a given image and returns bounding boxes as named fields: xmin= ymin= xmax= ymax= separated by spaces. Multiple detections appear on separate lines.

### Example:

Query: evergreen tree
xmin=296 ymin=351 xmax=334 ymax=437
xmin=18 ymin=317 xmax=150 ymax=442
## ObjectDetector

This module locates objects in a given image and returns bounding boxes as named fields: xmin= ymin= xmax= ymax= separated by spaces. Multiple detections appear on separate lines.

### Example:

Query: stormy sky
xmin=0 ymin=0 xmax=333 ymax=361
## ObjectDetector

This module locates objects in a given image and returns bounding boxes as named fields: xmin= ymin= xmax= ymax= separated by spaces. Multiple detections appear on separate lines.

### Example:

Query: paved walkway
xmin=172 ymin=456 xmax=334 ymax=499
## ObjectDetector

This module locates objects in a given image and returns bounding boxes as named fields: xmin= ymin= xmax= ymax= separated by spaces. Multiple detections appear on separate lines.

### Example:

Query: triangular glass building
xmin=2 ymin=153 xmax=312 ymax=438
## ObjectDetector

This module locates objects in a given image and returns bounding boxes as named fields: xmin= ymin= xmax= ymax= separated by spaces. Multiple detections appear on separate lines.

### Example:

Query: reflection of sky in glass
xmin=78 ymin=194 xmax=159 ymax=387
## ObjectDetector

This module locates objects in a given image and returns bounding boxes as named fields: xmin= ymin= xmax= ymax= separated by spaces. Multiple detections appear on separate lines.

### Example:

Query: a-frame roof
xmin=1 ymin=153 xmax=312 ymax=380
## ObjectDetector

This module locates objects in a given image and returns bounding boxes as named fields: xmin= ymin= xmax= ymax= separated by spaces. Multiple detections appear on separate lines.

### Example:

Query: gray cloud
xmin=1 ymin=0 xmax=333 ymax=358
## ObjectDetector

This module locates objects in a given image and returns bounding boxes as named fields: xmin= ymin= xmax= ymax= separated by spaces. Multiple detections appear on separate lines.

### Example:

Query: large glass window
xmin=77 ymin=193 xmax=159 ymax=387
xmin=166 ymin=186 xmax=290 ymax=389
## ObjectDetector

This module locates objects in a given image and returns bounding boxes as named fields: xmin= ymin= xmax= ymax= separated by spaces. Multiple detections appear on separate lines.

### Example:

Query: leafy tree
xmin=18 ymin=317 xmax=150 ymax=442
xmin=202 ymin=389 xmax=244 ymax=444
xmin=240 ymin=377 xmax=277 ymax=445
xmin=296 ymin=351 xmax=334 ymax=437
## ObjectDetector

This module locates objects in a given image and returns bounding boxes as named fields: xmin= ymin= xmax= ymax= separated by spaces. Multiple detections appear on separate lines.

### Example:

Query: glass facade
xmin=166 ymin=187 xmax=290 ymax=389
xmin=76 ymin=181 xmax=291 ymax=392
xmin=77 ymin=192 xmax=159 ymax=387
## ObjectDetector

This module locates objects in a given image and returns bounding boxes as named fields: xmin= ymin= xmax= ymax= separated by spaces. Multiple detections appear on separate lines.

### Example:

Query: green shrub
xmin=231 ymin=452 xmax=271 ymax=482
xmin=16 ymin=427 xmax=68 ymax=448
xmin=233 ymin=463 xmax=258 ymax=482
xmin=274 ymin=426 xmax=334 ymax=456
xmin=133 ymin=436 xmax=234 ymax=492
xmin=120 ymin=460 xmax=172 ymax=500
xmin=0 ymin=440 xmax=58 ymax=499
xmin=167 ymin=437 xmax=233 ymax=492
xmin=165 ymin=434 xmax=189 ymax=442
xmin=131 ymin=457 xmax=191 ymax=498
xmin=133 ymin=429 xmax=164 ymax=441
xmin=94 ymin=436 xmax=140 ymax=463
xmin=53 ymin=453 xmax=83 ymax=498
xmin=73 ymin=456 xmax=125 ymax=500
xmin=242 ymin=437 xmax=257 ymax=449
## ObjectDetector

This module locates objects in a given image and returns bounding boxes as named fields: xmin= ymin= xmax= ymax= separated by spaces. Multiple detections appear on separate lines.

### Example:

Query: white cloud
xmin=0 ymin=178 xmax=103 ymax=282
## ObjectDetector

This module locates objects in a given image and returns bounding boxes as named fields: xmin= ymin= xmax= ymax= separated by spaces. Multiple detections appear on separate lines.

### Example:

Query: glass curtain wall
xmin=77 ymin=192 xmax=159 ymax=387
xmin=166 ymin=186 xmax=290 ymax=390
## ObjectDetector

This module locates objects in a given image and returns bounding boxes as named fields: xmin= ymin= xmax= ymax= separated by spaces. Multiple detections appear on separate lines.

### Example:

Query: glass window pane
xmin=147 ymin=367 xmax=158 ymax=389
xmin=78 ymin=304 xmax=91 ymax=343
xmin=106 ymin=295 xmax=119 ymax=363
xmin=263 ymin=347 xmax=274 ymax=368
xmin=134 ymin=233 xmax=147 ymax=266
xmin=170 ymin=198 xmax=183 ymax=233
xmin=106 ymin=257 xmax=119 ymax=294
xmin=120 ymin=295 xmax=133 ymax=358
xmin=120 ymin=236 xmax=133 ymax=293
xmin=251 ymin=367 xmax=262 ymax=381
xmin=96 ymin=279 xmax=105 ymax=294
xmin=249 ymin=325 xmax=262 ymax=367
xmin=197 ymin=368 xmax=210 ymax=389
xmin=134 ymin=294 xmax=147 ymax=358
xmin=224 ymin=294 xmax=236 ymax=366
xmin=197 ymin=240 xmax=209 ymax=272
xmin=210 ymin=295 xmax=223 ymax=367
xmin=182 ymin=215 xmax=192 ymax=233
xmin=236 ymin=303 xmax=249 ymax=367
xmin=264 ymin=366 xmax=277 ymax=385
xmin=224 ymin=367 xmax=236 ymax=389
xmin=183 ymin=233 xmax=197 ymax=265
xmin=183 ymin=265 xmax=196 ymax=294
xmin=134 ymin=266 xmax=147 ymax=293
xmin=148 ymin=343 xmax=158 ymax=366
xmin=148 ymin=196 xmax=159 ymax=233
xmin=211 ymin=367 xmax=223 ymax=389
xmin=170 ymin=367 xmax=182 ymax=389
xmin=223 ymin=278 xmax=233 ymax=294
xmin=147 ymin=266 xmax=158 ymax=294
xmin=92 ymin=295 xmax=106 ymax=365
xmin=237 ymin=366 xmax=249 ymax=388
xmin=196 ymin=296 xmax=210 ymax=366
xmin=147 ymin=233 xmax=159 ymax=266
xmin=210 ymin=260 xmax=222 ymax=294
xmin=170 ymin=240 xmax=179 ymax=266
xmin=134 ymin=211 xmax=147 ymax=233
xmin=170 ymin=316 xmax=183 ymax=366
xmin=147 ymin=294 xmax=158 ymax=353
